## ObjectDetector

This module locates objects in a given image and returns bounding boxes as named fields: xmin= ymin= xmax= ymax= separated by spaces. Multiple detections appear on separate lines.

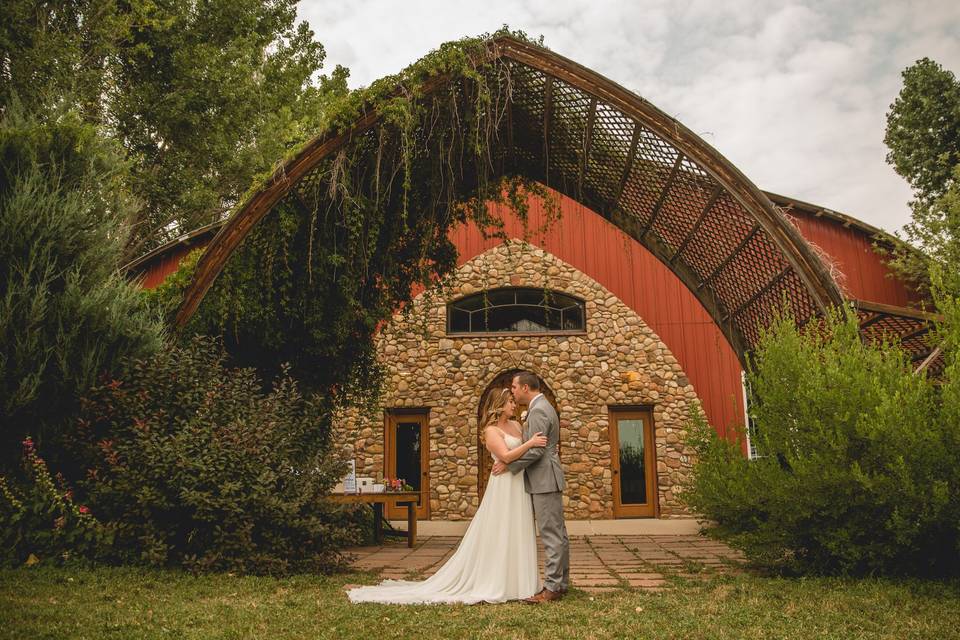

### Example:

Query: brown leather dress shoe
xmin=523 ymin=588 xmax=563 ymax=604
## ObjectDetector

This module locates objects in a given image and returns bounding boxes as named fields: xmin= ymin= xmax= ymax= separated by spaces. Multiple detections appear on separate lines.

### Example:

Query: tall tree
xmin=112 ymin=0 xmax=348 ymax=255
xmin=885 ymin=58 xmax=960 ymax=207
xmin=0 ymin=1 xmax=129 ymax=122
xmin=884 ymin=58 xmax=960 ymax=297
xmin=0 ymin=0 xmax=348 ymax=257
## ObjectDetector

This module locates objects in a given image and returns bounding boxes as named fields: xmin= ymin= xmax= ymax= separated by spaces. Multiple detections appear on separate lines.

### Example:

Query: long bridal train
xmin=346 ymin=433 xmax=541 ymax=605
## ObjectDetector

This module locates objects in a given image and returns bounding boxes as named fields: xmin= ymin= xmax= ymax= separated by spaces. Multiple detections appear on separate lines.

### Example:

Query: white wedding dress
xmin=347 ymin=431 xmax=541 ymax=604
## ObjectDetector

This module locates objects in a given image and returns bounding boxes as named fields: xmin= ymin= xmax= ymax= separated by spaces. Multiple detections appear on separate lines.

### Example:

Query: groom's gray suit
xmin=506 ymin=393 xmax=570 ymax=593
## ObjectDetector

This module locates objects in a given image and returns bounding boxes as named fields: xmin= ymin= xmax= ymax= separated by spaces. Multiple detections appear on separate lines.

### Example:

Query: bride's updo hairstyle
xmin=482 ymin=387 xmax=513 ymax=427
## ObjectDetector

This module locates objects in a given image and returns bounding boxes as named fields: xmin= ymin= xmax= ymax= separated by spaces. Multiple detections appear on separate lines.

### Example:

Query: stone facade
xmin=334 ymin=240 xmax=700 ymax=519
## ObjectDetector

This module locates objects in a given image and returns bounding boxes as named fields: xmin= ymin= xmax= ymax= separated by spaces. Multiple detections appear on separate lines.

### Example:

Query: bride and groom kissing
xmin=347 ymin=371 xmax=570 ymax=605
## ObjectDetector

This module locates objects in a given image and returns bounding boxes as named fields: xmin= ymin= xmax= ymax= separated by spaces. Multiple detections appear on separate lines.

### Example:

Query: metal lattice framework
xmin=175 ymin=36 xmax=849 ymax=364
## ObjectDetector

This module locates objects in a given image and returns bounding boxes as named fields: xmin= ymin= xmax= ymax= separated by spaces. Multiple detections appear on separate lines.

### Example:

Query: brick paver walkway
xmin=347 ymin=534 xmax=746 ymax=593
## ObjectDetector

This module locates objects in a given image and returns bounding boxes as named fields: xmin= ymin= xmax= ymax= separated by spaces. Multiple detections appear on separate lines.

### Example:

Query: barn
xmin=127 ymin=36 xmax=938 ymax=523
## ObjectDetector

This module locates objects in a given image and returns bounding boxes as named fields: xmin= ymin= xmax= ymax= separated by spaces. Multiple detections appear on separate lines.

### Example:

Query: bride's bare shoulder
xmin=507 ymin=419 xmax=523 ymax=431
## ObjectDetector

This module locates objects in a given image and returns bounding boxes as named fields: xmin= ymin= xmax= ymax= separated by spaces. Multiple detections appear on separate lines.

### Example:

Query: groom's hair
xmin=514 ymin=371 xmax=540 ymax=391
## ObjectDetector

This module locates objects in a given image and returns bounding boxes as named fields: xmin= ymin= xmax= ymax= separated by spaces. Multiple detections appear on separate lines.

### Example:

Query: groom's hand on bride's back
xmin=491 ymin=461 xmax=507 ymax=475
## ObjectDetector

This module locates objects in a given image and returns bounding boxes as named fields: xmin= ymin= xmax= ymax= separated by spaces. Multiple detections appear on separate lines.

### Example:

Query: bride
xmin=346 ymin=388 xmax=546 ymax=604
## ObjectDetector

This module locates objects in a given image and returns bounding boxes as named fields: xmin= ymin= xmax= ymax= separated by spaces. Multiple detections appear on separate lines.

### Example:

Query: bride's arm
xmin=484 ymin=427 xmax=547 ymax=464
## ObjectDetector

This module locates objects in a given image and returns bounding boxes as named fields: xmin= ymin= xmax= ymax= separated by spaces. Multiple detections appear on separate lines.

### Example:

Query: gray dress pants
xmin=531 ymin=491 xmax=570 ymax=592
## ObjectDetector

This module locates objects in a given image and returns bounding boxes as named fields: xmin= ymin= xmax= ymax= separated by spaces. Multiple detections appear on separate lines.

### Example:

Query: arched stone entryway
xmin=337 ymin=241 xmax=701 ymax=519
xmin=476 ymin=369 xmax=558 ymax=499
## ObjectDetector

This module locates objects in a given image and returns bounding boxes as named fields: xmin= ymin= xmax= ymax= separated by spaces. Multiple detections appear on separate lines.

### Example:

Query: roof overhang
xmin=853 ymin=300 xmax=945 ymax=376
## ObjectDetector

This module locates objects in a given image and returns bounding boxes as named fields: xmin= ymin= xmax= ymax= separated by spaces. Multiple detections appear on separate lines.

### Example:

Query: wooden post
xmin=406 ymin=501 xmax=417 ymax=548
xmin=373 ymin=503 xmax=383 ymax=544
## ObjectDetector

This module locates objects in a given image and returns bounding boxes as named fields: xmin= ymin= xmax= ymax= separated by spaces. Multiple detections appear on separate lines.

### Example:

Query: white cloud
xmin=298 ymin=0 xmax=960 ymax=233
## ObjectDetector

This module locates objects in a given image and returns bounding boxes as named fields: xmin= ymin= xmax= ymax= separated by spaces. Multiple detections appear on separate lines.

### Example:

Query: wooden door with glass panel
xmin=385 ymin=411 xmax=429 ymax=520
xmin=609 ymin=408 xmax=657 ymax=517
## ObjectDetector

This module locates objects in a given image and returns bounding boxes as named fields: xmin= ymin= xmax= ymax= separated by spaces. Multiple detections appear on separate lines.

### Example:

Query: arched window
xmin=447 ymin=288 xmax=586 ymax=335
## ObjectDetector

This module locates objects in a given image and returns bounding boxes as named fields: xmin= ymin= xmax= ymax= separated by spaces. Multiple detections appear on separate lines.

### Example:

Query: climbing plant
xmin=152 ymin=29 xmax=563 ymax=423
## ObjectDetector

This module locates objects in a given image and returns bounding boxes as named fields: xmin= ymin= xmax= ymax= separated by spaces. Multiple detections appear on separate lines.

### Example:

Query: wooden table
xmin=328 ymin=491 xmax=421 ymax=548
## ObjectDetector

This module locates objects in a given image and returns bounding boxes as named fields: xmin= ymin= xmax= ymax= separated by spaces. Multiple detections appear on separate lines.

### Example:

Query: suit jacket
xmin=506 ymin=395 xmax=565 ymax=494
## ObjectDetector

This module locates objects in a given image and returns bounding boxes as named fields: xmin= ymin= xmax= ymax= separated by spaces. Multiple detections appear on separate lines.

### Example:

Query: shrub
xmin=682 ymin=308 xmax=960 ymax=577
xmin=0 ymin=437 xmax=111 ymax=566
xmin=0 ymin=104 xmax=163 ymax=464
xmin=68 ymin=336 xmax=365 ymax=574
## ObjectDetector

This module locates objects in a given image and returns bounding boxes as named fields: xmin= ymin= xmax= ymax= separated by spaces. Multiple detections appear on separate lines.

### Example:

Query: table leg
xmin=373 ymin=502 xmax=383 ymax=545
xmin=406 ymin=501 xmax=417 ymax=548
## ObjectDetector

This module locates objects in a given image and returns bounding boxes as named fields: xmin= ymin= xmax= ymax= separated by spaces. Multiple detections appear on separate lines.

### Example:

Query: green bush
xmin=683 ymin=308 xmax=960 ymax=577
xmin=0 ymin=437 xmax=111 ymax=566
xmin=68 ymin=336 xmax=365 ymax=575
xmin=0 ymin=104 xmax=163 ymax=464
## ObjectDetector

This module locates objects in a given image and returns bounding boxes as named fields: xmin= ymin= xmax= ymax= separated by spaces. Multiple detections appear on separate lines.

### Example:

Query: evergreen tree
xmin=0 ymin=105 xmax=163 ymax=465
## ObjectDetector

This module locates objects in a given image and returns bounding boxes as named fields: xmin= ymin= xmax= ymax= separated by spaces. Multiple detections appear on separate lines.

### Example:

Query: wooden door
xmin=385 ymin=411 xmax=429 ymax=520
xmin=609 ymin=408 xmax=657 ymax=517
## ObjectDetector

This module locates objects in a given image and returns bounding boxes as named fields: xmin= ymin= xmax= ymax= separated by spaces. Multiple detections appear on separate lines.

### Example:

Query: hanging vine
xmin=148 ymin=28 xmax=563 ymax=425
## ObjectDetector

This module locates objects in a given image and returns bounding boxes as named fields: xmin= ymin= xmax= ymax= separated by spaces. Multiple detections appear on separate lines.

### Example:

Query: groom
xmin=491 ymin=371 xmax=570 ymax=603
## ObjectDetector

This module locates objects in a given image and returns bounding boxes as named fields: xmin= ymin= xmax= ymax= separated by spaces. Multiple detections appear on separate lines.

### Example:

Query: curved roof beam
xmin=174 ymin=36 xmax=845 ymax=364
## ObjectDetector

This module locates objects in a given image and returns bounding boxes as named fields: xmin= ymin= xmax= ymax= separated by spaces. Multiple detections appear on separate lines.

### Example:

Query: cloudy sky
xmin=298 ymin=0 xmax=960 ymax=234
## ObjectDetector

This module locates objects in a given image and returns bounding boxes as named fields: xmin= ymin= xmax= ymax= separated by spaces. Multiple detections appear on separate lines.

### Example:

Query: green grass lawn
xmin=0 ymin=565 xmax=957 ymax=640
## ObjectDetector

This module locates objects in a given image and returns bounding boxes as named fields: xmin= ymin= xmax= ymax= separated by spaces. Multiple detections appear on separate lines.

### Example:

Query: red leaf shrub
xmin=68 ymin=336 xmax=366 ymax=574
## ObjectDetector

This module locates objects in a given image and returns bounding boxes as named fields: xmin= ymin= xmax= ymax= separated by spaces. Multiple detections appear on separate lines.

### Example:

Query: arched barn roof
xmin=170 ymin=36 xmax=934 ymax=369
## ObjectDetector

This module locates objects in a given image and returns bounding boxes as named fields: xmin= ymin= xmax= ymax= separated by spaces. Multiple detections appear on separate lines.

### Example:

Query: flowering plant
xmin=383 ymin=477 xmax=414 ymax=492
xmin=67 ymin=337 xmax=366 ymax=574
xmin=0 ymin=437 xmax=110 ymax=566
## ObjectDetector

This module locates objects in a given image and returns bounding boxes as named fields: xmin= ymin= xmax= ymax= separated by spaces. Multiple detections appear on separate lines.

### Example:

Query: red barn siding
xmin=787 ymin=210 xmax=920 ymax=307
xmin=137 ymin=245 xmax=195 ymax=289
xmin=448 ymin=194 xmax=747 ymax=443
xmin=131 ymin=192 xmax=920 ymax=456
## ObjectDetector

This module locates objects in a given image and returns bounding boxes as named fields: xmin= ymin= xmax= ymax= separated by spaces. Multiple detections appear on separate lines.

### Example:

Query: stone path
xmin=347 ymin=534 xmax=746 ymax=593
